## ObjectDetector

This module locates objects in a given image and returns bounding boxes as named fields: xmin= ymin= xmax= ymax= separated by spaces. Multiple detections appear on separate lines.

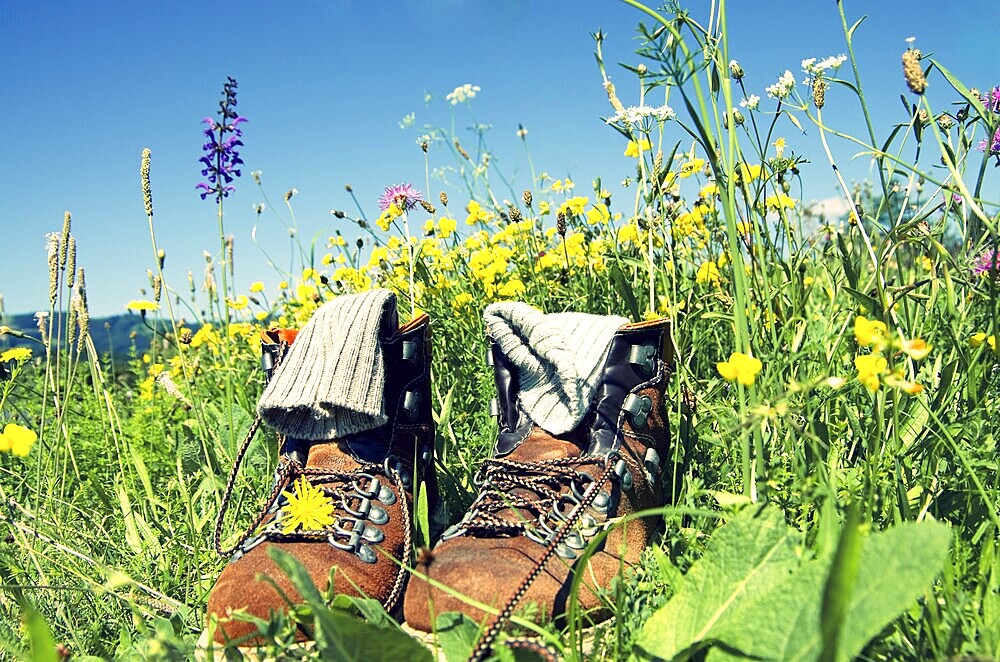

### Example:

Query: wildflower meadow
xmin=1 ymin=1 xmax=999 ymax=660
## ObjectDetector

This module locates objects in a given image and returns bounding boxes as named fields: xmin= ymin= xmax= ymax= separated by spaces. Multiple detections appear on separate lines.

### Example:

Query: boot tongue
xmin=304 ymin=439 xmax=368 ymax=473
xmin=504 ymin=432 xmax=583 ymax=463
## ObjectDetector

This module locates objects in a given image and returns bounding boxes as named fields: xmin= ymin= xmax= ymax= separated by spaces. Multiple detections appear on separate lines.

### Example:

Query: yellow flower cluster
xmin=0 ymin=423 xmax=37 ymax=457
xmin=717 ymin=351 xmax=763 ymax=386
xmin=852 ymin=315 xmax=931 ymax=393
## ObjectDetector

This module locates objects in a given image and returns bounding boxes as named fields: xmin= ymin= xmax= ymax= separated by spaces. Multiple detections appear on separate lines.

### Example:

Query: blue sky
xmin=1 ymin=0 xmax=995 ymax=317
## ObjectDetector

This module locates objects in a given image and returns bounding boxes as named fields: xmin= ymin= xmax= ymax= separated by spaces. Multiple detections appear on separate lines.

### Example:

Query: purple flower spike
xmin=378 ymin=183 xmax=424 ymax=212
xmin=196 ymin=77 xmax=247 ymax=202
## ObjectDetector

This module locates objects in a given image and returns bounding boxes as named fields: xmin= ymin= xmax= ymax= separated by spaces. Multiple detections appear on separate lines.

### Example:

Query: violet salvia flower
xmin=378 ymin=183 xmax=423 ymax=212
xmin=197 ymin=77 xmax=248 ymax=201
xmin=972 ymin=247 xmax=1000 ymax=276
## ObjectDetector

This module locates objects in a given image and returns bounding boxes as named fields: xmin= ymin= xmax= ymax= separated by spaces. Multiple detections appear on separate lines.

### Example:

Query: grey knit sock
xmin=484 ymin=302 xmax=628 ymax=434
xmin=257 ymin=289 xmax=398 ymax=440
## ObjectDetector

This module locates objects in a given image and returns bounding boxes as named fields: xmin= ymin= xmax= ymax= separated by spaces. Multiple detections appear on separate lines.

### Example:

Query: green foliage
xmin=0 ymin=0 xmax=997 ymax=659
xmin=633 ymin=505 xmax=950 ymax=661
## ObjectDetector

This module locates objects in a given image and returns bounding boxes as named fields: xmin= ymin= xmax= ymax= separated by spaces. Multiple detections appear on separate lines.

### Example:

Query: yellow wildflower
xmin=302 ymin=268 xmax=318 ymax=281
xmin=716 ymin=352 xmax=763 ymax=387
xmin=765 ymin=193 xmax=796 ymax=210
xmin=0 ymin=347 xmax=31 ymax=363
xmin=438 ymin=216 xmax=457 ymax=238
xmin=465 ymin=200 xmax=493 ymax=226
xmin=249 ymin=281 xmax=265 ymax=293
xmin=885 ymin=371 xmax=924 ymax=395
xmin=561 ymin=196 xmax=589 ymax=217
xmin=970 ymin=332 xmax=997 ymax=352
xmin=125 ymin=300 xmax=159 ymax=312
xmin=280 ymin=477 xmax=336 ymax=534
xmin=898 ymin=337 xmax=931 ymax=360
xmin=617 ymin=223 xmax=639 ymax=245
xmin=322 ymin=253 xmax=334 ymax=265
xmin=538 ymin=200 xmax=551 ymax=216
xmin=700 ymin=183 xmax=719 ymax=199
xmin=696 ymin=261 xmax=720 ymax=286
xmin=226 ymin=294 xmax=249 ymax=310
xmin=854 ymin=353 xmax=887 ymax=392
xmin=624 ymin=139 xmax=651 ymax=158
xmin=586 ymin=205 xmax=610 ymax=225
xmin=854 ymin=316 xmax=888 ymax=348
xmin=452 ymin=292 xmax=474 ymax=309
xmin=679 ymin=157 xmax=705 ymax=179
xmin=773 ymin=137 xmax=786 ymax=158
xmin=377 ymin=204 xmax=401 ymax=231
xmin=497 ymin=279 xmax=526 ymax=299
xmin=0 ymin=423 xmax=38 ymax=457
xmin=739 ymin=163 xmax=762 ymax=182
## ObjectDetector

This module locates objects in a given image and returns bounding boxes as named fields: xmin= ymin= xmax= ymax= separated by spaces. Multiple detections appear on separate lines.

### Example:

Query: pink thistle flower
xmin=976 ymin=127 xmax=1000 ymax=156
xmin=972 ymin=247 xmax=1000 ymax=276
xmin=378 ymin=183 xmax=423 ymax=212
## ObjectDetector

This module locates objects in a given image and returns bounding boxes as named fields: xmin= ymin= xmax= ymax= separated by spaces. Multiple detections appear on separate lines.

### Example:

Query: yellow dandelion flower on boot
xmin=280 ymin=477 xmax=336 ymax=533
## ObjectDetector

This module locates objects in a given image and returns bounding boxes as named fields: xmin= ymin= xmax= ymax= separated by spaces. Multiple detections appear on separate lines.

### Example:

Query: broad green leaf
xmin=435 ymin=611 xmax=482 ymax=662
xmin=836 ymin=520 xmax=949 ymax=661
xmin=23 ymin=602 xmax=58 ymax=662
xmin=313 ymin=606 xmax=433 ymax=662
xmin=819 ymin=505 xmax=862 ymax=662
xmin=632 ymin=506 xmax=800 ymax=660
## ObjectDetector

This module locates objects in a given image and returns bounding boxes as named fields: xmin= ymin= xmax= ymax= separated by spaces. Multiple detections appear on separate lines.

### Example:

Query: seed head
xmin=331 ymin=209 xmax=346 ymax=219
xmin=812 ymin=79 xmax=826 ymax=109
xmin=508 ymin=205 xmax=523 ymax=223
xmin=141 ymin=148 xmax=154 ymax=218
xmin=556 ymin=211 xmax=567 ymax=236
xmin=66 ymin=236 xmax=77 ymax=289
xmin=75 ymin=269 xmax=89 ymax=353
xmin=603 ymin=80 xmax=625 ymax=113
xmin=637 ymin=63 xmax=648 ymax=76
xmin=420 ymin=140 xmax=429 ymax=153
xmin=902 ymin=49 xmax=926 ymax=95
xmin=522 ymin=189 xmax=533 ymax=208
xmin=345 ymin=183 xmax=353 ymax=193
xmin=419 ymin=200 xmax=436 ymax=215
xmin=729 ymin=60 xmax=745 ymax=80
xmin=59 ymin=212 xmax=71 ymax=271
xmin=732 ymin=108 xmax=746 ymax=126
xmin=439 ymin=191 xmax=449 ymax=207
xmin=179 ymin=328 xmax=193 ymax=344
xmin=35 ymin=311 xmax=49 ymax=347
xmin=226 ymin=235 xmax=234 ymax=278
xmin=937 ymin=114 xmax=953 ymax=130
xmin=454 ymin=139 xmax=470 ymax=161
xmin=157 ymin=248 xmax=165 ymax=269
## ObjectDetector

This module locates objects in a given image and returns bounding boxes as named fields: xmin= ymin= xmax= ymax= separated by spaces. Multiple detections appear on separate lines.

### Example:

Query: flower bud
xmin=812 ymin=79 xmax=826 ymax=109
xmin=729 ymin=60 xmax=745 ymax=80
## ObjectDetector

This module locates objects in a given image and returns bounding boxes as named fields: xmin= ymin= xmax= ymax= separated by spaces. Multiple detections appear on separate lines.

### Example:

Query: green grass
xmin=1 ymin=0 xmax=999 ymax=659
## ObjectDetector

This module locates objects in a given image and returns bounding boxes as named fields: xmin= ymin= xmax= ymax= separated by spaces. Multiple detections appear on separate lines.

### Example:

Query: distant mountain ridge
xmin=1 ymin=312 xmax=155 ymax=358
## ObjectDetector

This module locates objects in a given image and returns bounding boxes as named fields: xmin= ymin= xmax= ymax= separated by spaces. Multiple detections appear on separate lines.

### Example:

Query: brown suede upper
xmin=403 ymin=319 xmax=672 ymax=633
xmin=206 ymin=315 xmax=435 ymax=646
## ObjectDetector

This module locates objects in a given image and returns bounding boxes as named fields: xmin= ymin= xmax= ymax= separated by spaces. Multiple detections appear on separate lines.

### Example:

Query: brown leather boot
xmin=403 ymin=317 xmax=672 ymax=641
xmin=205 ymin=313 xmax=437 ymax=646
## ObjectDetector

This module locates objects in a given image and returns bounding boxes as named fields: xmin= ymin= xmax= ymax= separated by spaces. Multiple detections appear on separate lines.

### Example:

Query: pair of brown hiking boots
xmin=204 ymin=302 xmax=674 ymax=655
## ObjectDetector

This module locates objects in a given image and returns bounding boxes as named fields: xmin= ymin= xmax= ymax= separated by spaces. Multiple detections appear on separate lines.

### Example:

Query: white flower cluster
xmin=801 ymin=54 xmax=849 ymax=90
xmin=801 ymin=54 xmax=848 ymax=75
xmin=766 ymin=70 xmax=796 ymax=100
xmin=606 ymin=104 xmax=676 ymax=125
xmin=740 ymin=94 xmax=760 ymax=110
xmin=446 ymin=83 xmax=481 ymax=105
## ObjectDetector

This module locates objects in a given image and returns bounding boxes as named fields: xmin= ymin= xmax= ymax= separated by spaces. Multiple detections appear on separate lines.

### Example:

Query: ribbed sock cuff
xmin=257 ymin=289 xmax=397 ymax=440
xmin=484 ymin=302 xmax=628 ymax=434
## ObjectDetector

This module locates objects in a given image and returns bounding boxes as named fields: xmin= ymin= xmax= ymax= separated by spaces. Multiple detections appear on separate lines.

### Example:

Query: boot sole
xmin=399 ymin=619 xmax=609 ymax=660
xmin=194 ymin=627 xmax=316 ymax=661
